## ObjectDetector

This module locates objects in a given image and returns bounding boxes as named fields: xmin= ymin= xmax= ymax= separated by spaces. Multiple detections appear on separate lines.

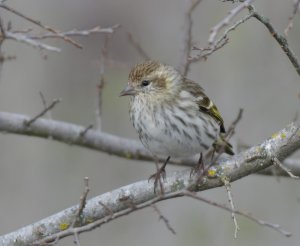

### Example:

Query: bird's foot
xmin=190 ymin=153 xmax=204 ymax=177
xmin=148 ymin=165 xmax=166 ymax=194
xmin=149 ymin=156 xmax=170 ymax=194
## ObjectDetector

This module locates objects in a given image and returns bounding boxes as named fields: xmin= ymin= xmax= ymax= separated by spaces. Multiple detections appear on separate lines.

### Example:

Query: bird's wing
xmin=183 ymin=78 xmax=225 ymax=133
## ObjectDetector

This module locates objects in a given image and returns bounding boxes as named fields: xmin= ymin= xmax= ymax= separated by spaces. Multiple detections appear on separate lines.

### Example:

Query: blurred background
xmin=0 ymin=0 xmax=300 ymax=245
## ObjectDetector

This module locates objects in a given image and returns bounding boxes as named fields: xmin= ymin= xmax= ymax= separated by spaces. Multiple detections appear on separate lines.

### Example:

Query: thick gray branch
xmin=0 ymin=122 xmax=299 ymax=245
xmin=0 ymin=111 xmax=150 ymax=160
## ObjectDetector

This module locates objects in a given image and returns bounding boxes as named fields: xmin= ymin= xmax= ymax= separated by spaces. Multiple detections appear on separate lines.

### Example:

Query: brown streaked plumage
xmin=120 ymin=60 xmax=233 ymax=191
xmin=128 ymin=60 xmax=160 ymax=82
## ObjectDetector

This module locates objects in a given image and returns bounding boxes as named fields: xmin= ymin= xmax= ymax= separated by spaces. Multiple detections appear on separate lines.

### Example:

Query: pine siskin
xmin=120 ymin=61 xmax=233 ymax=189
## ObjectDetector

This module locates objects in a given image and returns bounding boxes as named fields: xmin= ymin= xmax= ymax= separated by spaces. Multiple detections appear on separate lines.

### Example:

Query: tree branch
xmin=0 ymin=111 xmax=151 ymax=160
xmin=248 ymin=5 xmax=300 ymax=76
xmin=0 ymin=111 xmax=299 ymax=176
xmin=0 ymin=122 xmax=299 ymax=244
xmin=29 ymin=25 xmax=120 ymax=39
xmin=0 ymin=3 xmax=82 ymax=48
xmin=208 ymin=0 xmax=254 ymax=47
xmin=190 ymin=11 xmax=253 ymax=62
xmin=177 ymin=0 xmax=203 ymax=76
xmin=5 ymin=31 xmax=61 ymax=52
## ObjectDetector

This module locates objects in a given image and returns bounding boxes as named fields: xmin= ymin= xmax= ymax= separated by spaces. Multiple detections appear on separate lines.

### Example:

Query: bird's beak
xmin=119 ymin=84 xmax=137 ymax=96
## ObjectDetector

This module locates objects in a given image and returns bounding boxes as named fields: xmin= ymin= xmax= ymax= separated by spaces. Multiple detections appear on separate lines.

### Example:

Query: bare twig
xmin=189 ymin=38 xmax=229 ymax=62
xmin=208 ymin=0 xmax=254 ymax=46
xmin=96 ymin=32 xmax=115 ymax=131
xmin=73 ymin=232 xmax=80 ymax=246
xmin=29 ymin=25 xmax=120 ymax=40
xmin=177 ymin=0 xmax=203 ymax=76
xmin=24 ymin=98 xmax=61 ymax=127
xmin=222 ymin=177 xmax=240 ymax=238
xmin=5 ymin=31 xmax=61 ymax=52
xmin=127 ymin=32 xmax=150 ymax=60
xmin=39 ymin=91 xmax=54 ymax=120
xmin=71 ymin=177 xmax=90 ymax=228
xmin=0 ymin=18 xmax=14 ymax=62
xmin=152 ymin=204 xmax=176 ymax=235
xmin=190 ymin=12 xmax=253 ymax=62
xmin=225 ymin=108 xmax=244 ymax=138
xmin=3 ymin=22 xmax=119 ymax=53
xmin=39 ymin=92 xmax=47 ymax=111
xmin=0 ymin=3 xmax=82 ymax=48
xmin=248 ymin=5 xmax=300 ymax=77
xmin=284 ymin=0 xmax=300 ymax=36
xmin=183 ymin=191 xmax=291 ymax=237
xmin=272 ymin=157 xmax=299 ymax=179
xmin=79 ymin=124 xmax=93 ymax=138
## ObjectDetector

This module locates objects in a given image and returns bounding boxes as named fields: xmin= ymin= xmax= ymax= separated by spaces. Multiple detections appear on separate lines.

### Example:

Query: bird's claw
xmin=190 ymin=153 xmax=204 ymax=177
xmin=148 ymin=166 xmax=166 ymax=194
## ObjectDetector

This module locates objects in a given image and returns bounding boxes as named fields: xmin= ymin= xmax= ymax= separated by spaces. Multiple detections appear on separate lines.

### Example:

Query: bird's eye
xmin=141 ymin=80 xmax=150 ymax=87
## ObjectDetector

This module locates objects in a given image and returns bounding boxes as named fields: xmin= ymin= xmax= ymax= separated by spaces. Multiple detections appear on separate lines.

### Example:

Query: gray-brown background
xmin=0 ymin=0 xmax=299 ymax=245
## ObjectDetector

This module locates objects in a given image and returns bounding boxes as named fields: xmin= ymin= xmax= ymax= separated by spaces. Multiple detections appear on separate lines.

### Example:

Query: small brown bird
xmin=120 ymin=61 xmax=233 ymax=190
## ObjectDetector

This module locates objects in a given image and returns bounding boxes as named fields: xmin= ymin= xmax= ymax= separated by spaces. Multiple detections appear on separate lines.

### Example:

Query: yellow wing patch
xmin=199 ymin=97 xmax=225 ymax=133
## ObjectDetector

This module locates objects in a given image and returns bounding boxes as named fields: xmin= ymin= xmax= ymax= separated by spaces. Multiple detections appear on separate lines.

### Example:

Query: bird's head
xmin=120 ymin=61 xmax=182 ymax=99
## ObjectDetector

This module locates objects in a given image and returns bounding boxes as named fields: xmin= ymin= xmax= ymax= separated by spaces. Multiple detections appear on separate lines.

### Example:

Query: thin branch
xmin=152 ymin=205 xmax=176 ymax=235
xmin=39 ymin=92 xmax=53 ymax=120
xmin=225 ymin=108 xmax=244 ymax=138
xmin=208 ymin=0 xmax=254 ymax=46
xmin=1 ymin=121 xmax=298 ymax=244
xmin=284 ymin=0 xmax=300 ymax=36
xmin=183 ymin=191 xmax=291 ymax=237
xmin=79 ymin=124 xmax=93 ymax=138
xmin=73 ymin=232 xmax=80 ymax=246
xmin=71 ymin=177 xmax=90 ymax=228
xmin=96 ymin=34 xmax=111 ymax=131
xmin=177 ymin=0 xmax=203 ymax=76
xmin=0 ymin=3 xmax=82 ymax=48
xmin=272 ymin=157 xmax=299 ymax=179
xmin=24 ymin=99 xmax=61 ymax=127
xmin=190 ymin=12 xmax=253 ymax=62
xmin=39 ymin=92 xmax=48 ymax=111
xmin=189 ymin=38 xmax=229 ymax=63
xmin=5 ymin=31 xmax=61 ymax=52
xmin=222 ymin=177 xmax=240 ymax=238
xmin=248 ymin=5 xmax=300 ymax=77
xmin=29 ymin=25 xmax=120 ymax=39
xmin=127 ymin=32 xmax=150 ymax=60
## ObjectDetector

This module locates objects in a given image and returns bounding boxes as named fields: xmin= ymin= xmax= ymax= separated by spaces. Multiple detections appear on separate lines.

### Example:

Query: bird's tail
xmin=212 ymin=133 xmax=234 ymax=156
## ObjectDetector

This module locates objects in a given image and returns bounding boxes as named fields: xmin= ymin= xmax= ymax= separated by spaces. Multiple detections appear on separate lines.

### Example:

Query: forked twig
xmin=0 ymin=3 xmax=82 ymax=48
xmin=24 ymin=98 xmax=61 ymax=127
xmin=72 ymin=177 xmax=90 ymax=228
xmin=208 ymin=0 xmax=254 ymax=46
